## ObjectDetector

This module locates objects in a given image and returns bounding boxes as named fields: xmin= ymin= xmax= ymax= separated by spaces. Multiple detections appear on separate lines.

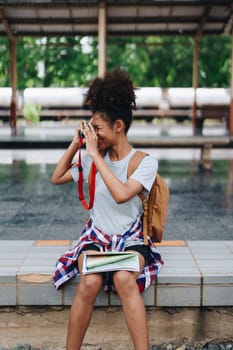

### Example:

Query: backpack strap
xmin=127 ymin=151 xmax=149 ymax=245
xmin=127 ymin=151 xmax=147 ymax=177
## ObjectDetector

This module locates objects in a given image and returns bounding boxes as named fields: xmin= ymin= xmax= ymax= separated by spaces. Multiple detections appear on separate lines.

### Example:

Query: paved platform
xmin=0 ymin=150 xmax=233 ymax=241
xmin=0 ymin=240 xmax=233 ymax=307
xmin=0 ymin=123 xmax=232 ymax=309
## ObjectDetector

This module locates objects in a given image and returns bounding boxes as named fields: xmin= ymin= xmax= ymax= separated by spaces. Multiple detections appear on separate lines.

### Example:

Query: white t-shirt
xmin=70 ymin=148 xmax=158 ymax=236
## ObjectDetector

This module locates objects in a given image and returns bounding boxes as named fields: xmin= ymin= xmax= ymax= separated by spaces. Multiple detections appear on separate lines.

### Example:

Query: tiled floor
xmin=0 ymin=155 xmax=232 ymax=241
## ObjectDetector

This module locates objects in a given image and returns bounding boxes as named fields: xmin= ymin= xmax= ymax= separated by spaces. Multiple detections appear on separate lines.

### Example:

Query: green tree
xmin=141 ymin=36 xmax=194 ymax=87
xmin=199 ymin=35 xmax=231 ymax=87
xmin=0 ymin=34 xmax=232 ymax=89
xmin=107 ymin=37 xmax=151 ymax=86
xmin=17 ymin=37 xmax=43 ymax=89
xmin=107 ymin=35 xmax=231 ymax=87
xmin=16 ymin=36 xmax=98 ymax=88
xmin=0 ymin=37 xmax=9 ymax=86
xmin=41 ymin=36 xmax=98 ymax=87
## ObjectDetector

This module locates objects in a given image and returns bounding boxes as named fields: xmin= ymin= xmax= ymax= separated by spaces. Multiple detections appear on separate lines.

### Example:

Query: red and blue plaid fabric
xmin=53 ymin=217 xmax=163 ymax=293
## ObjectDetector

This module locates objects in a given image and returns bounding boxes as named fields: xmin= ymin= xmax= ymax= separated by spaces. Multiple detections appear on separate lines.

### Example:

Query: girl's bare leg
xmin=66 ymin=253 xmax=103 ymax=350
xmin=113 ymin=254 xmax=149 ymax=350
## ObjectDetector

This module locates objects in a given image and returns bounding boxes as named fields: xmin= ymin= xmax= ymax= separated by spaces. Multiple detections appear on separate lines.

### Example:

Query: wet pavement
xmin=0 ymin=148 xmax=232 ymax=241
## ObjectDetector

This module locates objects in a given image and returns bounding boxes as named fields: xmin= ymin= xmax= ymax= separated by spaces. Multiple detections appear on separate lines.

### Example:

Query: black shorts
xmin=81 ymin=243 xmax=149 ymax=264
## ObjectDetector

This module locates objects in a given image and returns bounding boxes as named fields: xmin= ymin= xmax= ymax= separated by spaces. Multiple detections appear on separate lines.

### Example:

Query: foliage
xmin=0 ymin=34 xmax=231 ymax=89
xmin=107 ymin=35 xmax=231 ymax=87
xmin=0 ymin=37 xmax=9 ymax=86
xmin=16 ymin=36 xmax=98 ymax=89
xmin=114 ymin=35 xmax=194 ymax=87
xmin=199 ymin=35 xmax=231 ymax=87
xmin=23 ymin=103 xmax=41 ymax=124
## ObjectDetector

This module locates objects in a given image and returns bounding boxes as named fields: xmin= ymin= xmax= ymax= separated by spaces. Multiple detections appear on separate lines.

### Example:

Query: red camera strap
xmin=77 ymin=139 xmax=96 ymax=210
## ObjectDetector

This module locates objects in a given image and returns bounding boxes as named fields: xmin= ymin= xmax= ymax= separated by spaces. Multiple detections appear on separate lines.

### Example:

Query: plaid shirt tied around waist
xmin=53 ymin=217 xmax=163 ymax=293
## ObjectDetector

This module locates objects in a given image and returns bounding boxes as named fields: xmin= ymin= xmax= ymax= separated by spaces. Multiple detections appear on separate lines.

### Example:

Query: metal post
xmin=192 ymin=36 xmax=200 ymax=135
xmin=230 ymin=32 xmax=233 ymax=136
xmin=9 ymin=38 xmax=17 ymax=136
xmin=98 ymin=0 xmax=106 ymax=78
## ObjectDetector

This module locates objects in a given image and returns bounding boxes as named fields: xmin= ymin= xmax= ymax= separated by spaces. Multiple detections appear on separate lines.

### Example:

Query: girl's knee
xmin=78 ymin=274 xmax=103 ymax=299
xmin=113 ymin=271 xmax=136 ymax=294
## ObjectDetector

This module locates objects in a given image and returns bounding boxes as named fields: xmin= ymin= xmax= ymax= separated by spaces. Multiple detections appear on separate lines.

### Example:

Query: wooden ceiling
xmin=0 ymin=1 xmax=233 ymax=38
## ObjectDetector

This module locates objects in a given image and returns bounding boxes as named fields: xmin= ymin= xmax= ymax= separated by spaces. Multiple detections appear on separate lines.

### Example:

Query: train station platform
xmin=0 ymin=124 xmax=232 ymax=348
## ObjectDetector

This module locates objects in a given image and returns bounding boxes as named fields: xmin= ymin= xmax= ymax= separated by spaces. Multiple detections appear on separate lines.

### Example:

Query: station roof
xmin=0 ymin=1 xmax=233 ymax=38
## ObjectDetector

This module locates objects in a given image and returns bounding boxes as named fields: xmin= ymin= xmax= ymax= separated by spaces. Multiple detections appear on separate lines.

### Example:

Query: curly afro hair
xmin=84 ymin=67 xmax=136 ymax=133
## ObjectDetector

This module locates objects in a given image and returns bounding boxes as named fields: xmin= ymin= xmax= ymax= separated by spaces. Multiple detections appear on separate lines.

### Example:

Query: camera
xmin=79 ymin=130 xmax=85 ymax=139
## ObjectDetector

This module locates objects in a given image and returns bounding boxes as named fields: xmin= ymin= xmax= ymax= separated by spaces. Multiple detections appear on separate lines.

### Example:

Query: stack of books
xmin=82 ymin=251 xmax=140 ymax=274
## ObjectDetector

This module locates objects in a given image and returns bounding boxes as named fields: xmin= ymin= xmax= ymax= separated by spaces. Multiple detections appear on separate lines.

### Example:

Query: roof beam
xmin=68 ymin=7 xmax=75 ymax=33
xmin=224 ymin=4 xmax=233 ymax=33
xmin=0 ymin=1 xmax=231 ymax=6
xmin=3 ymin=16 xmax=225 ymax=26
xmin=0 ymin=8 xmax=16 ymax=40
xmin=195 ymin=6 xmax=211 ymax=38
xmin=0 ymin=2 xmax=232 ymax=37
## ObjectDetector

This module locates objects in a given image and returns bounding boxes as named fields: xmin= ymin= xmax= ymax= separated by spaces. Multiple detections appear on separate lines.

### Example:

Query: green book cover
xmin=82 ymin=252 xmax=139 ymax=274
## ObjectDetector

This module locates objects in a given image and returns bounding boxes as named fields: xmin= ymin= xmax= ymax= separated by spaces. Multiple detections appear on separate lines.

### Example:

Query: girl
xmin=51 ymin=68 xmax=163 ymax=350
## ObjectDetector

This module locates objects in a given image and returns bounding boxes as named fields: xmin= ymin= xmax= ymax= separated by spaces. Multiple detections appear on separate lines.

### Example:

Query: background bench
xmin=0 ymin=87 xmax=231 ymax=135
xmin=0 ymin=133 xmax=230 ymax=171
xmin=127 ymin=135 xmax=231 ymax=170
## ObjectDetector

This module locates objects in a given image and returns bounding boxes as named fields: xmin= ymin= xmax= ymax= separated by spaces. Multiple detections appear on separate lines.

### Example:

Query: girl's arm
xmin=50 ymin=129 xmax=82 ymax=185
xmin=93 ymin=152 xmax=143 ymax=203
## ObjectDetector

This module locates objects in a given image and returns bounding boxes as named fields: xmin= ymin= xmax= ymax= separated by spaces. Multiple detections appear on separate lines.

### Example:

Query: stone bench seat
xmin=128 ymin=136 xmax=231 ymax=170
xmin=0 ymin=135 xmax=231 ymax=171
xmin=1 ymin=240 xmax=233 ymax=308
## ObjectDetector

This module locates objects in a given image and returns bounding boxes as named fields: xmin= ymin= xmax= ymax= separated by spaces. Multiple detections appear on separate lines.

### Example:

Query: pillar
xmin=9 ymin=38 xmax=17 ymax=136
xmin=192 ymin=36 xmax=200 ymax=135
xmin=230 ymin=31 xmax=233 ymax=136
xmin=98 ymin=0 xmax=107 ymax=78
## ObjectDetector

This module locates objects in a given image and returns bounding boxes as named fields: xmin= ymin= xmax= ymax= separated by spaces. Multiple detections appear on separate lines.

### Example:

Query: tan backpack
xmin=127 ymin=151 xmax=169 ymax=245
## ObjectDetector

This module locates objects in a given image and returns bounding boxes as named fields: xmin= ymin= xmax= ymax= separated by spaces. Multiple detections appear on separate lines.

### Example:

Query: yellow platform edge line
xmin=35 ymin=240 xmax=186 ymax=247
xmin=155 ymin=240 xmax=186 ymax=246
xmin=35 ymin=240 xmax=71 ymax=246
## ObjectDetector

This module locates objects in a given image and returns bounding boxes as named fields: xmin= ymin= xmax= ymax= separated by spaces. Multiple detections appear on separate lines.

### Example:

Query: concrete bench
xmin=127 ymin=135 xmax=231 ymax=170
xmin=1 ymin=87 xmax=231 ymax=134
xmin=0 ymin=134 xmax=230 ymax=170
xmin=197 ymin=104 xmax=230 ymax=132
xmin=1 ymin=240 xmax=233 ymax=308
xmin=0 ymin=107 xmax=195 ymax=122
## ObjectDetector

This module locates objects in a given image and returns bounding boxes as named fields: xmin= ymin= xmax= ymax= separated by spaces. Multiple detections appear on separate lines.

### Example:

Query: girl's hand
xmin=81 ymin=120 xmax=98 ymax=157
xmin=71 ymin=123 xmax=84 ymax=147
